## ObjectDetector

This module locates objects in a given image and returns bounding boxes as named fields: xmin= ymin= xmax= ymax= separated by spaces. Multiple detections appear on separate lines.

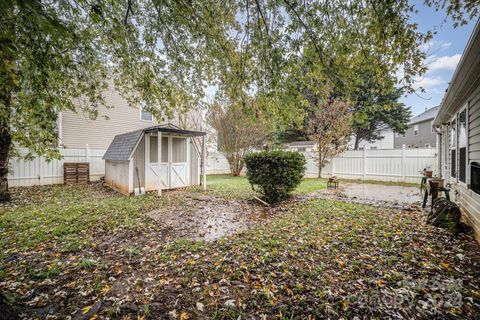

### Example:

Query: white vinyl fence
xmin=206 ymin=151 xmax=232 ymax=174
xmin=205 ymin=148 xmax=437 ymax=183
xmin=304 ymin=148 xmax=437 ymax=183
xmin=8 ymin=148 xmax=105 ymax=187
xmin=8 ymin=147 xmax=436 ymax=187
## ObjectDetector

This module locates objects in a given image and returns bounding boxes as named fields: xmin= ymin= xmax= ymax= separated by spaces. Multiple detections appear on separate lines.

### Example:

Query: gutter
xmin=433 ymin=18 xmax=480 ymax=126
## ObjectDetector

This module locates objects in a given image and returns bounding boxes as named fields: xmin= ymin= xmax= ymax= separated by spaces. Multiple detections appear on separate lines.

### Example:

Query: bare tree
xmin=306 ymin=90 xmax=352 ymax=178
xmin=207 ymin=100 xmax=270 ymax=176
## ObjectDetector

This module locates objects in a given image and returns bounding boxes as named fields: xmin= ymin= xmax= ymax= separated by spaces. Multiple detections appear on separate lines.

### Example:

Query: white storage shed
xmin=103 ymin=124 xmax=206 ymax=194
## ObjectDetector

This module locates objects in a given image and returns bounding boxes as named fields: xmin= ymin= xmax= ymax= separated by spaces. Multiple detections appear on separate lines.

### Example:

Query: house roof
xmin=434 ymin=19 xmax=480 ymax=126
xmin=409 ymin=106 xmax=438 ymax=125
xmin=103 ymin=124 xmax=206 ymax=161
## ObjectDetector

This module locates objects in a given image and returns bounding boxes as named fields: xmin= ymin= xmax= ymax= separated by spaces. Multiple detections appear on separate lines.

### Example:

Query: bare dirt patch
xmin=146 ymin=193 xmax=272 ymax=241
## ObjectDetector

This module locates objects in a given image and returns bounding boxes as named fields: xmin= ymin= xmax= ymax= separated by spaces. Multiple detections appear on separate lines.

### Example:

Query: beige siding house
xmin=434 ymin=19 xmax=480 ymax=242
xmin=58 ymin=84 xmax=203 ymax=149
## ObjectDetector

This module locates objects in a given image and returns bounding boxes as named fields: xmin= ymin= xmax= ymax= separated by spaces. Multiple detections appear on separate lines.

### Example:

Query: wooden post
xmin=168 ymin=136 xmax=172 ymax=188
xmin=157 ymin=132 xmax=162 ymax=196
xmin=186 ymin=137 xmax=191 ymax=185
xmin=202 ymin=135 xmax=206 ymax=191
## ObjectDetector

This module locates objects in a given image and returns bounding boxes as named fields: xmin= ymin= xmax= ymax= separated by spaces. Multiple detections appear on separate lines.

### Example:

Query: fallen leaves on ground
xmin=0 ymin=183 xmax=479 ymax=319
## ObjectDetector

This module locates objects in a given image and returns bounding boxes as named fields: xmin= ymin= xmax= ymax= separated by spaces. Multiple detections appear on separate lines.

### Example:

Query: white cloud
xmin=412 ymin=76 xmax=447 ymax=94
xmin=426 ymin=54 xmax=461 ymax=72
xmin=420 ymin=40 xmax=452 ymax=53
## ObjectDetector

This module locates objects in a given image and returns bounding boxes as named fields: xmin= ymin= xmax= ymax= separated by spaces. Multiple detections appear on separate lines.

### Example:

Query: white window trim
xmin=451 ymin=104 xmax=469 ymax=186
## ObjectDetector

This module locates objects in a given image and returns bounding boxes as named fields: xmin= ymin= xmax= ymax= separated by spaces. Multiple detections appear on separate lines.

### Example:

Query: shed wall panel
xmin=105 ymin=160 xmax=130 ymax=194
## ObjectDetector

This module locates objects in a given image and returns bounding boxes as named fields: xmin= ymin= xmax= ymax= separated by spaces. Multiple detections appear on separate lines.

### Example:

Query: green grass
xmin=199 ymin=174 xmax=327 ymax=199
xmin=0 ymin=185 xmax=166 ymax=256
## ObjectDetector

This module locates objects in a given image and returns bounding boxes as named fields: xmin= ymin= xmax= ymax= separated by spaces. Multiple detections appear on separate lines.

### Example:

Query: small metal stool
xmin=327 ymin=177 xmax=338 ymax=189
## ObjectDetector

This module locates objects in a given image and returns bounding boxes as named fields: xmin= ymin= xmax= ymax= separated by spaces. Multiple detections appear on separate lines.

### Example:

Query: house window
xmin=297 ymin=147 xmax=306 ymax=152
xmin=458 ymin=109 xmax=467 ymax=183
xmin=450 ymin=119 xmax=457 ymax=178
xmin=140 ymin=103 xmax=153 ymax=121
xmin=414 ymin=124 xmax=419 ymax=136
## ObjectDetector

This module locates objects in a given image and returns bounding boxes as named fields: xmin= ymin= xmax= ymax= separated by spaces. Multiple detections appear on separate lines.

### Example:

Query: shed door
xmin=145 ymin=134 xmax=169 ymax=191
xmin=170 ymin=137 xmax=188 ymax=188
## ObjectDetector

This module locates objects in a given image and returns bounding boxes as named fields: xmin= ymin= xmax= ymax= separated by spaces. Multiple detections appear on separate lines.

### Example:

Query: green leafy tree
xmin=351 ymin=76 xmax=411 ymax=150
xmin=1 ymin=0 xmax=477 ymax=201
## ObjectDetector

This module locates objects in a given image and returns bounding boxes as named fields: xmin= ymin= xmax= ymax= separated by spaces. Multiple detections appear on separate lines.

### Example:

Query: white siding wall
xmin=61 ymin=84 xmax=157 ymax=149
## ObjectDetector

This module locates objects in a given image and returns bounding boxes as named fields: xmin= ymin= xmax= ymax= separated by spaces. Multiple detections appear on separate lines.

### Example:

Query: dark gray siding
xmin=469 ymin=85 xmax=480 ymax=161
xmin=394 ymin=120 xmax=437 ymax=148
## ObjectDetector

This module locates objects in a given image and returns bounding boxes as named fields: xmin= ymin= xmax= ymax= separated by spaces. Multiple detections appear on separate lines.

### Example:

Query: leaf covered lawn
xmin=1 ymin=183 xmax=479 ymax=319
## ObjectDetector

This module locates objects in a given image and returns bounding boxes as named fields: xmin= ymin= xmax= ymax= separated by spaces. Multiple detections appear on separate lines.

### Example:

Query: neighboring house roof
xmin=288 ymin=141 xmax=316 ymax=147
xmin=434 ymin=19 xmax=480 ymax=125
xmin=409 ymin=106 xmax=438 ymax=125
xmin=103 ymin=123 xmax=206 ymax=161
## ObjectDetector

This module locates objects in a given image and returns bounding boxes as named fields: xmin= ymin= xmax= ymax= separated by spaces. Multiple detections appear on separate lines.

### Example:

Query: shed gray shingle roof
xmin=103 ymin=124 xmax=206 ymax=161
xmin=103 ymin=129 xmax=143 ymax=161
xmin=409 ymin=106 xmax=439 ymax=125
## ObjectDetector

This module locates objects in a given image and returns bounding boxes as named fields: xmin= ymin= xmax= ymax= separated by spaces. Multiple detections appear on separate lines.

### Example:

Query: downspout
xmin=433 ymin=125 xmax=442 ymax=178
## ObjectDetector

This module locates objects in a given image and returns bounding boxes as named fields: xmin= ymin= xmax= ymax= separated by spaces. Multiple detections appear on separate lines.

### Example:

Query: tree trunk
xmin=317 ymin=143 xmax=322 ymax=178
xmin=354 ymin=134 xmax=361 ymax=150
xmin=0 ymin=95 xmax=11 ymax=202
xmin=226 ymin=153 xmax=244 ymax=176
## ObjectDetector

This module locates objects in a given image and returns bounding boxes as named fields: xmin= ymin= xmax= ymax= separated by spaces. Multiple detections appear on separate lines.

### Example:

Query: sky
xmin=402 ymin=0 xmax=477 ymax=117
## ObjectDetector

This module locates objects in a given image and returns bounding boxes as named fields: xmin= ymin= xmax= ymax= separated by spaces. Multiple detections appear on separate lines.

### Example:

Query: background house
xmin=287 ymin=129 xmax=395 ymax=152
xmin=434 ymin=19 xmax=480 ymax=242
xmin=394 ymin=106 xmax=438 ymax=148
xmin=57 ymin=82 xmax=203 ymax=149
xmin=286 ymin=141 xmax=317 ymax=152
xmin=347 ymin=129 xmax=395 ymax=150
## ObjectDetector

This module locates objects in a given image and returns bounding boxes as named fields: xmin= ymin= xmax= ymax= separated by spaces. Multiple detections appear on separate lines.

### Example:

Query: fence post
xmin=401 ymin=145 xmax=406 ymax=182
xmin=38 ymin=156 xmax=43 ymax=185
xmin=331 ymin=157 xmax=335 ymax=177
xmin=85 ymin=144 xmax=90 ymax=181
xmin=363 ymin=148 xmax=367 ymax=180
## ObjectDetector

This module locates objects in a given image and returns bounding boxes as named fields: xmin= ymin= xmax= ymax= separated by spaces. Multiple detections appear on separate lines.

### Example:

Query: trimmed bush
xmin=244 ymin=150 xmax=306 ymax=204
